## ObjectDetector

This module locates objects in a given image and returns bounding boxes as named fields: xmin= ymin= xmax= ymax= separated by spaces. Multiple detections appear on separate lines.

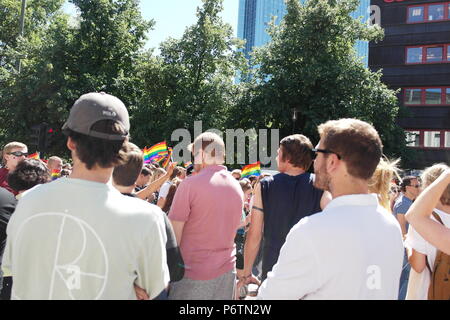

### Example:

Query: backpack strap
xmin=431 ymin=211 xmax=444 ymax=226
xmin=425 ymin=212 xmax=445 ymax=274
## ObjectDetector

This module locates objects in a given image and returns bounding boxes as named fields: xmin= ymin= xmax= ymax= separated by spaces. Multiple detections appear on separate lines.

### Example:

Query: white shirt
xmin=158 ymin=181 xmax=172 ymax=200
xmin=2 ymin=178 xmax=169 ymax=300
xmin=257 ymin=194 xmax=404 ymax=300
xmin=405 ymin=208 xmax=450 ymax=300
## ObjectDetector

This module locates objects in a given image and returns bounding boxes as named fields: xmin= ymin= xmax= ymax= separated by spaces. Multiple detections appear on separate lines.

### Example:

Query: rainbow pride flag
xmin=241 ymin=161 xmax=261 ymax=178
xmin=143 ymin=142 xmax=168 ymax=163
xmin=28 ymin=152 xmax=40 ymax=160
xmin=51 ymin=169 xmax=61 ymax=181
xmin=161 ymin=147 xmax=173 ymax=169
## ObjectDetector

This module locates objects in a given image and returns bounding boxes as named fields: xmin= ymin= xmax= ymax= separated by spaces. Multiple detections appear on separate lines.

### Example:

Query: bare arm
xmin=157 ymin=197 xmax=166 ymax=210
xmin=241 ymin=183 xmax=263 ymax=286
xmin=135 ymin=163 xmax=175 ymax=200
xmin=396 ymin=214 xmax=408 ymax=238
xmin=405 ymin=169 xmax=450 ymax=255
xmin=408 ymin=248 xmax=427 ymax=273
xmin=170 ymin=220 xmax=185 ymax=245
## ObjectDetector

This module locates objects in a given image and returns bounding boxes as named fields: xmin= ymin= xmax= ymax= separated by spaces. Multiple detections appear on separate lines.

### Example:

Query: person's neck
xmin=329 ymin=176 xmax=369 ymax=199
xmin=404 ymin=192 xmax=415 ymax=201
xmin=282 ymin=166 xmax=306 ymax=177
xmin=70 ymin=162 xmax=113 ymax=184
xmin=201 ymin=163 xmax=223 ymax=170
xmin=114 ymin=184 xmax=134 ymax=194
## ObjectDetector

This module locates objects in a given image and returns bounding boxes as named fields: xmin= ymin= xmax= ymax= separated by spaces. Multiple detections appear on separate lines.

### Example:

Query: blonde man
xmin=168 ymin=132 xmax=243 ymax=300
xmin=0 ymin=142 xmax=28 ymax=195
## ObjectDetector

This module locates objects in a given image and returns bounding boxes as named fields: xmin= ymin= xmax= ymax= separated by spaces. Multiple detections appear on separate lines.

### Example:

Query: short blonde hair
xmin=188 ymin=132 xmax=225 ymax=164
xmin=232 ymin=169 xmax=242 ymax=178
xmin=421 ymin=163 xmax=450 ymax=206
xmin=151 ymin=168 xmax=166 ymax=183
xmin=2 ymin=142 xmax=27 ymax=165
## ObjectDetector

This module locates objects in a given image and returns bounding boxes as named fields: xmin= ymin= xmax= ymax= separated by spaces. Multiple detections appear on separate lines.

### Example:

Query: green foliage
xmin=232 ymin=0 xmax=410 ymax=160
xmin=0 ymin=0 xmax=411 ymax=166
xmin=0 ymin=0 xmax=153 ymax=157
xmin=130 ymin=0 xmax=246 ymax=149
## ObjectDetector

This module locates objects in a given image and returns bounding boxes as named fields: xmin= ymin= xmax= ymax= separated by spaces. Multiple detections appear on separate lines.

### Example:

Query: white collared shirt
xmin=257 ymin=194 xmax=404 ymax=300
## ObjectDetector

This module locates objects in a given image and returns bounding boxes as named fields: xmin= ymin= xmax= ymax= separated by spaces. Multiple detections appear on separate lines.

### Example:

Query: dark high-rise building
xmin=369 ymin=0 xmax=450 ymax=168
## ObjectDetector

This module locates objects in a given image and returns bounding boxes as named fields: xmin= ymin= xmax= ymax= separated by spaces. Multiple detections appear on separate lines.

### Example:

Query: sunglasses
xmin=311 ymin=148 xmax=342 ymax=160
xmin=410 ymin=184 xmax=421 ymax=188
xmin=8 ymin=151 xmax=28 ymax=157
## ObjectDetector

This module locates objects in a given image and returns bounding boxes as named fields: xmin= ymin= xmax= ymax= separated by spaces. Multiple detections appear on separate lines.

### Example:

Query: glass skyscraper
xmin=237 ymin=0 xmax=371 ymax=66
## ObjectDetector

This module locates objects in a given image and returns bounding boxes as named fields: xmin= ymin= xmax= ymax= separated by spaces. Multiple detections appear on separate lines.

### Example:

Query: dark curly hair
xmin=7 ymin=159 xmax=51 ymax=192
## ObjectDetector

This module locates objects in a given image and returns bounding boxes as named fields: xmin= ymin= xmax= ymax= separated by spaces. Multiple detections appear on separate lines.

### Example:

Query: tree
xmin=129 ymin=0 xmax=246 ymax=148
xmin=0 ymin=0 xmax=154 ymax=157
xmin=232 ymin=0 xmax=411 ymax=161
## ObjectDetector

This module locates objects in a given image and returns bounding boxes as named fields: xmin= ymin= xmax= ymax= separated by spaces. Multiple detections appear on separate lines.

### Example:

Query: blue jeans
xmin=398 ymin=250 xmax=410 ymax=300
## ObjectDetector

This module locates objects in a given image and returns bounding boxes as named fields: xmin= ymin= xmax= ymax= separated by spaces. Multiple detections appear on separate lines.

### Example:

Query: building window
xmin=406 ymin=44 xmax=450 ymax=64
xmin=445 ymin=132 xmax=450 ymax=148
xmin=407 ymin=47 xmax=423 ymax=63
xmin=425 ymin=88 xmax=442 ymax=104
xmin=406 ymin=131 xmax=420 ymax=147
xmin=404 ymin=87 xmax=450 ymax=106
xmin=408 ymin=6 xmax=424 ymax=22
xmin=428 ymin=4 xmax=445 ymax=21
xmin=407 ymin=3 xmax=450 ymax=23
xmin=424 ymin=131 xmax=441 ymax=148
xmin=405 ymin=89 xmax=422 ymax=105
xmin=426 ymin=47 xmax=443 ymax=62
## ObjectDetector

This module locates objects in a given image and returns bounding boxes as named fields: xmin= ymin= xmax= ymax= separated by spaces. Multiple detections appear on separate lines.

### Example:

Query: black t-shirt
xmin=260 ymin=172 xmax=323 ymax=281
xmin=121 ymin=193 xmax=184 ymax=282
xmin=0 ymin=187 xmax=17 ymax=267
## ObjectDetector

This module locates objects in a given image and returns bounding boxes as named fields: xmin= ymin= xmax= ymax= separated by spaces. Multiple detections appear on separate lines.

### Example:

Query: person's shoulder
xmin=114 ymin=194 xmax=166 ymax=226
xmin=0 ymin=186 xmax=16 ymax=202
xmin=0 ymin=167 xmax=8 ymax=178
xmin=292 ymin=209 xmax=327 ymax=232
xmin=378 ymin=205 xmax=401 ymax=226
xmin=18 ymin=179 xmax=62 ymax=201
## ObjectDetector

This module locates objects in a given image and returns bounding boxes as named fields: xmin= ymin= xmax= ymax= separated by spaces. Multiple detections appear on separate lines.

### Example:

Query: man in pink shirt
xmin=168 ymin=132 xmax=244 ymax=300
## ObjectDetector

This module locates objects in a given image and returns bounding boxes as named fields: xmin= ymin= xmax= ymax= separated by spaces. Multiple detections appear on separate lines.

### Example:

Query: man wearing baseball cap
xmin=2 ymin=92 xmax=169 ymax=300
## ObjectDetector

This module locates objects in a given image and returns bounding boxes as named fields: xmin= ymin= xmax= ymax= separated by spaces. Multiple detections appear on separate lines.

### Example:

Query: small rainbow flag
xmin=51 ymin=169 xmax=61 ymax=181
xmin=143 ymin=142 xmax=168 ymax=164
xmin=161 ymin=147 xmax=173 ymax=169
xmin=28 ymin=152 xmax=40 ymax=160
xmin=241 ymin=161 xmax=261 ymax=178
xmin=184 ymin=161 xmax=192 ymax=168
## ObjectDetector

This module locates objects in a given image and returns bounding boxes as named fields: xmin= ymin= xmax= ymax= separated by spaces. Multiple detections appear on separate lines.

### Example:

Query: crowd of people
xmin=0 ymin=91 xmax=449 ymax=300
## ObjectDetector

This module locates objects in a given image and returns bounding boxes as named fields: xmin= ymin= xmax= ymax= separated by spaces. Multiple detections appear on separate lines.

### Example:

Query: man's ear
xmin=67 ymin=137 xmax=76 ymax=152
xmin=326 ymin=154 xmax=340 ymax=174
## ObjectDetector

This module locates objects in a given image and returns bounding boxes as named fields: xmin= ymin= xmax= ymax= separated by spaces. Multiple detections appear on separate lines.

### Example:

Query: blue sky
xmin=63 ymin=0 xmax=239 ymax=51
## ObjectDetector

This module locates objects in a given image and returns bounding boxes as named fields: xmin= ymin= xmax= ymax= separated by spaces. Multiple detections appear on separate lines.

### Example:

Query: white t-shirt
xmin=158 ymin=181 xmax=172 ymax=200
xmin=257 ymin=194 xmax=404 ymax=300
xmin=2 ymin=178 xmax=169 ymax=300
xmin=405 ymin=208 xmax=450 ymax=299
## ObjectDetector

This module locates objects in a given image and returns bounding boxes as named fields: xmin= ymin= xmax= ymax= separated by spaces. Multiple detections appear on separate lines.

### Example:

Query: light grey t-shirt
xmin=2 ymin=178 xmax=169 ymax=300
